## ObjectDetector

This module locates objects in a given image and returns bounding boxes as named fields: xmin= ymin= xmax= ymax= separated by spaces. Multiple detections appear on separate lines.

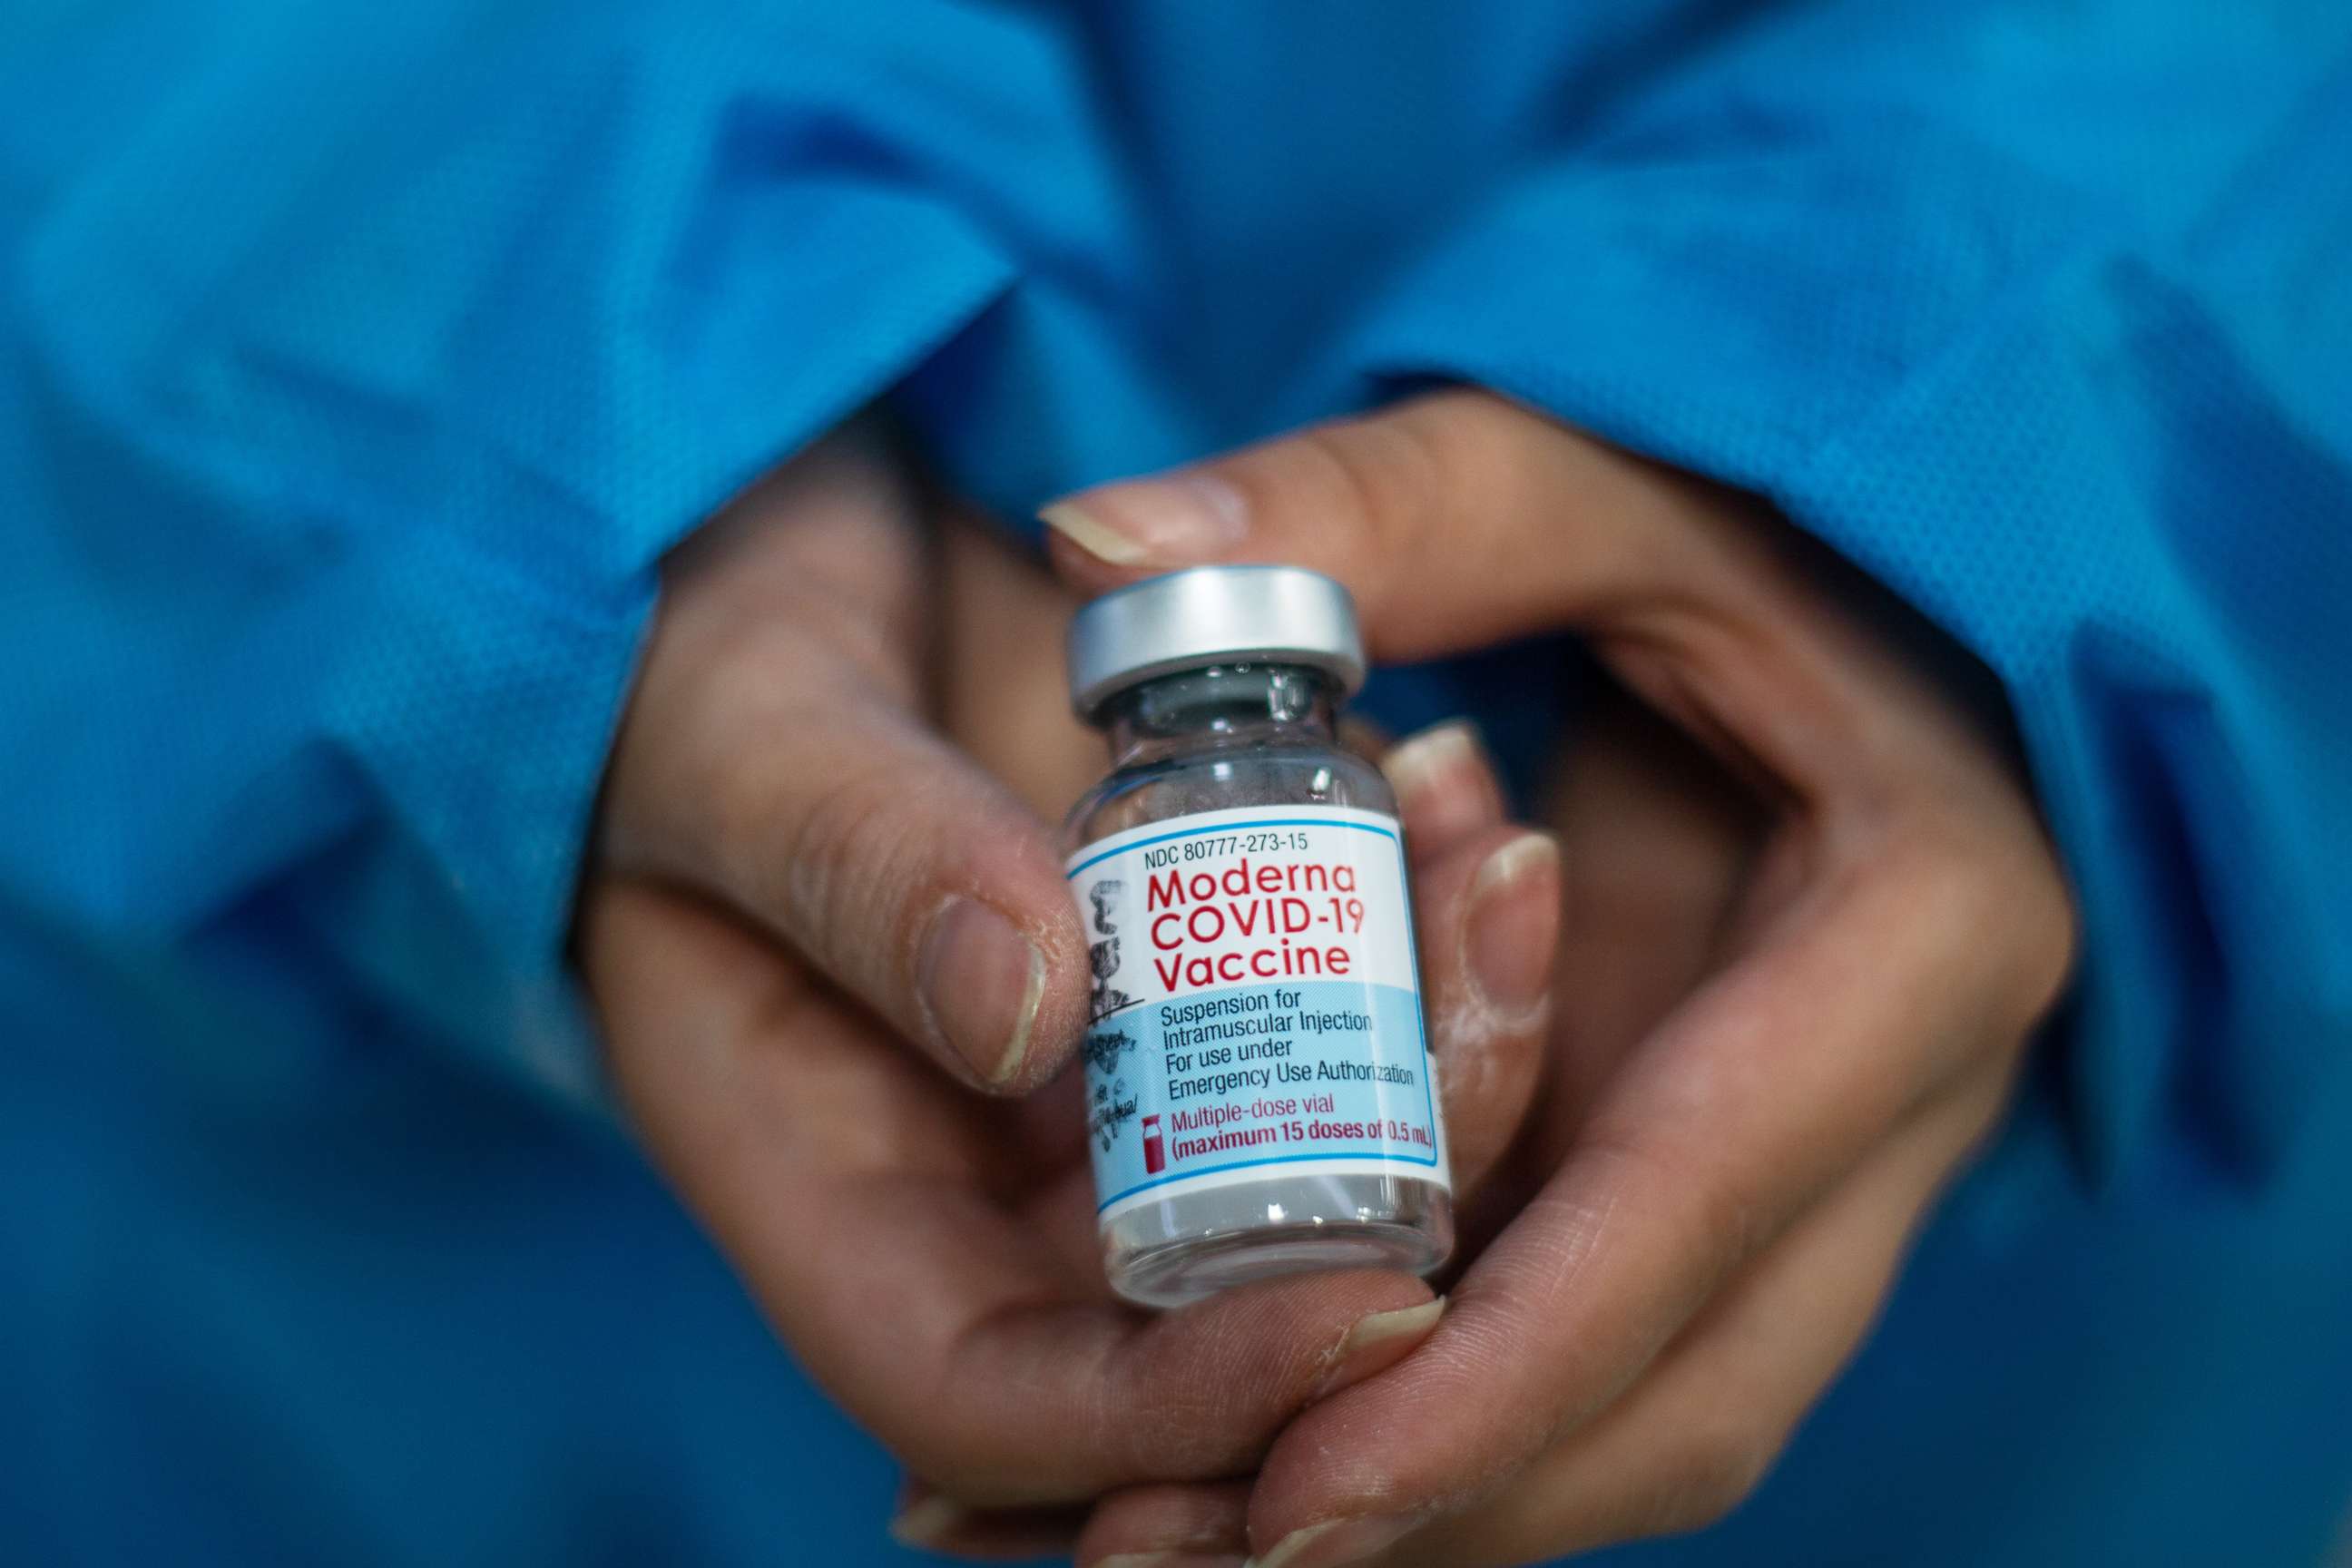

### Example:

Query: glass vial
xmin=1063 ymin=565 xmax=1453 ymax=1308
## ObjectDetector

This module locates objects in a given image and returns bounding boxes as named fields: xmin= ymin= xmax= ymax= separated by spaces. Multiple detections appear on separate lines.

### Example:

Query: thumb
xmin=662 ymin=698 xmax=1094 ymax=1093
xmin=1041 ymin=388 xmax=1736 ymax=663
xmin=1039 ymin=389 xmax=1911 ymax=802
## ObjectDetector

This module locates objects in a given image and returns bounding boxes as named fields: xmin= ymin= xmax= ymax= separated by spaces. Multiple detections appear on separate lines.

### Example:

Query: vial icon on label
xmin=1063 ymin=566 xmax=1453 ymax=1308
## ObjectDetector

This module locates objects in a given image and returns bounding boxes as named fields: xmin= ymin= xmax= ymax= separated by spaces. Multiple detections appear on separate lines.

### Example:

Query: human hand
xmin=1041 ymin=390 xmax=2077 ymax=1567
xmin=575 ymin=425 xmax=1564 ymax=1549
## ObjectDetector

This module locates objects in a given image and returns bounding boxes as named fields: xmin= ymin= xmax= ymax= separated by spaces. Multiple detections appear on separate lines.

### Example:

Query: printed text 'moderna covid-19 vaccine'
xmin=1063 ymin=565 xmax=1452 ymax=1308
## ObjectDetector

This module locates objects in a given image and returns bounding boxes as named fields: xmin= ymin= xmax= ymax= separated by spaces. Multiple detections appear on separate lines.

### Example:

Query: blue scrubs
xmin=2 ymin=3 xmax=2347 ymax=1562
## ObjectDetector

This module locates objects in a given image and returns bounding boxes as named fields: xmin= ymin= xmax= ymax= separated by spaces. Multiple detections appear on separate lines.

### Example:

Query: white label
xmin=1067 ymin=804 xmax=1449 ymax=1227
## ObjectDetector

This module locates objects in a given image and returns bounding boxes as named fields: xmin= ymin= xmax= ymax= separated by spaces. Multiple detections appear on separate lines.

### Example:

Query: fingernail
xmin=1465 ymin=833 xmax=1560 ymax=1020
xmin=1379 ymin=721 xmax=1490 ymax=839
xmin=1247 ymin=1514 xmax=1416 ymax=1568
xmin=917 ymin=897 xmax=1046 ymax=1085
xmin=887 ymin=1493 xmax=967 ymax=1548
xmin=1312 ymin=1297 xmax=1446 ymax=1399
xmin=1040 ymin=472 xmax=1250 ymax=566
xmin=1095 ymin=1553 xmax=1249 ymax=1568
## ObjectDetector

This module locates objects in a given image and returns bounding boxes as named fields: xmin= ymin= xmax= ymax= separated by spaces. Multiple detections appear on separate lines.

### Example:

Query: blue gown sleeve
xmin=1325 ymin=5 xmax=2352 ymax=1182
xmin=0 ymin=2 xmax=1033 ymax=1096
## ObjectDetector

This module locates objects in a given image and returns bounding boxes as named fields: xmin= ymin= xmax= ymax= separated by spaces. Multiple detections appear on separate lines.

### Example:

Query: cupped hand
xmin=1040 ymin=390 xmax=2077 ymax=1568
xmin=574 ymin=424 xmax=1563 ymax=1547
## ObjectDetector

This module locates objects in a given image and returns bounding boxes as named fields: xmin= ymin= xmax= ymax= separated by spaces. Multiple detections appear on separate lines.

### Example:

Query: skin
xmin=576 ymin=422 xmax=1563 ymax=1522
xmin=581 ymin=387 xmax=2075 ymax=1566
xmin=1031 ymin=390 xmax=2078 ymax=1568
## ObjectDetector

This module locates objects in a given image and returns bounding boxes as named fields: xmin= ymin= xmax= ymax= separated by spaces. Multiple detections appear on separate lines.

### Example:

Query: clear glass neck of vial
xmin=1097 ymin=663 xmax=1339 ymax=769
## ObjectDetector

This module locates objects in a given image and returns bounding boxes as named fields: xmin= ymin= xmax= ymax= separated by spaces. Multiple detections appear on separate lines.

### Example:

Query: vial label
xmin=1068 ymin=804 xmax=1449 ymax=1226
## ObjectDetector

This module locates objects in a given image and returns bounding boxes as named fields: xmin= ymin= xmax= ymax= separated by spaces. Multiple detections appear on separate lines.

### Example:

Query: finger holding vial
xmin=1059 ymin=570 xmax=1550 ymax=1311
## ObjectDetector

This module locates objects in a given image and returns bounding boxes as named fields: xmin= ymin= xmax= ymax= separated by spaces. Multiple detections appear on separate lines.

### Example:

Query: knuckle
xmin=1890 ymin=814 xmax=2005 ymax=951
xmin=906 ymin=1356 xmax=1094 ymax=1504
xmin=893 ymin=1426 xmax=1013 ymax=1503
xmin=1682 ymin=1170 xmax=1760 ymax=1280
xmin=2007 ymin=840 xmax=2080 ymax=1017
xmin=1648 ymin=1419 xmax=1777 ymax=1534
xmin=1288 ymin=409 xmax=1460 ymax=575
xmin=1294 ymin=420 xmax=1420 ymax=540
xmin=1574 ymin=1123 xmax=1756 ymax=1288
xmin=765 ymin=756 xmax=932 ymax=973
xmin=1882 ymin=802 xmax=2078 ymax=1030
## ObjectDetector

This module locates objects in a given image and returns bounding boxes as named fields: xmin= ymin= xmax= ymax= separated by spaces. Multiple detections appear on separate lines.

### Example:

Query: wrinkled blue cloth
xmin=4 ymin=2 xmax=2349 ymax=1563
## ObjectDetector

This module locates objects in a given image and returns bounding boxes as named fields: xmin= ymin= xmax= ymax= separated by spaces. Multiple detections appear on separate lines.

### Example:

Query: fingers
xmin=1040 ymin=389 xmax=1690 ymax=662
xmin=1367 ymin=1067 xmax=2014 ymax=1568
xmin=1035 ymin=394 xmax=2077 ymax=1565
xmin=1377 ymin=720 xmax=1509 ymax=856
xmin=887 ymin=1480 xmax=1085 ymax=1562
xmin=1073 ymin=1482 xmax=1251 ymax=1568
xmin=1231 ymin=819 xmax=2059 ymax=1556
xmin=584 ymin=878 xmax=1446 ymax=1507
xmin=1041 ymin=389 xmax=1973 ymax=808
xmin=1378 ymin=720 xmax=1555 ymax=1195
xmin=600 ymin=438 xmax=1092 ymax=1092
xmin=1404 ymin=821 xmax=1557 ymax=1197
xmin=1068 ymin=1071 xmax=2006 ymax=1568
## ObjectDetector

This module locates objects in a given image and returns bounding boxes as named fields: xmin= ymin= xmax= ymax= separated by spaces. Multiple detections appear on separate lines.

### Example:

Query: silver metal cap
xmin=1067 ymin=564 xmax=1367 ymax=719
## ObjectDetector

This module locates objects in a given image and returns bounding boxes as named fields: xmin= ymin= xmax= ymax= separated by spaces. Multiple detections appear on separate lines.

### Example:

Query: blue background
xmin=2 ymin=1 xmax=2348 ymax=1563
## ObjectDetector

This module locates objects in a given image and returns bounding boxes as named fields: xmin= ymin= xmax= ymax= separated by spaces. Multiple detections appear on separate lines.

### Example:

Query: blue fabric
xmin=3 ymin=2 xmax=2348 ymax=1563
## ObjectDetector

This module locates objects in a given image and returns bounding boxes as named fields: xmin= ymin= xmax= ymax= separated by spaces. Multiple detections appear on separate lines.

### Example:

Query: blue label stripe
xmin=1097 ymin=1147 xmax=1441 ymax=1213
xmin=1065 ymin=816 xmax=1399 ymax=880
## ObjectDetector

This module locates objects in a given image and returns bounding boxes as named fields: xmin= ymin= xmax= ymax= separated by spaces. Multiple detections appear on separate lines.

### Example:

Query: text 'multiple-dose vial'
xmin=1063 ymin=565 xmax=1453 ymax=1308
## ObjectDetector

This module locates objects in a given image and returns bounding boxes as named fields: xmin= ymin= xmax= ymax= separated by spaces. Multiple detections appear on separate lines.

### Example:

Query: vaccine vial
xmin=1063 ymin=565 xmax=1453 ymax=1308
